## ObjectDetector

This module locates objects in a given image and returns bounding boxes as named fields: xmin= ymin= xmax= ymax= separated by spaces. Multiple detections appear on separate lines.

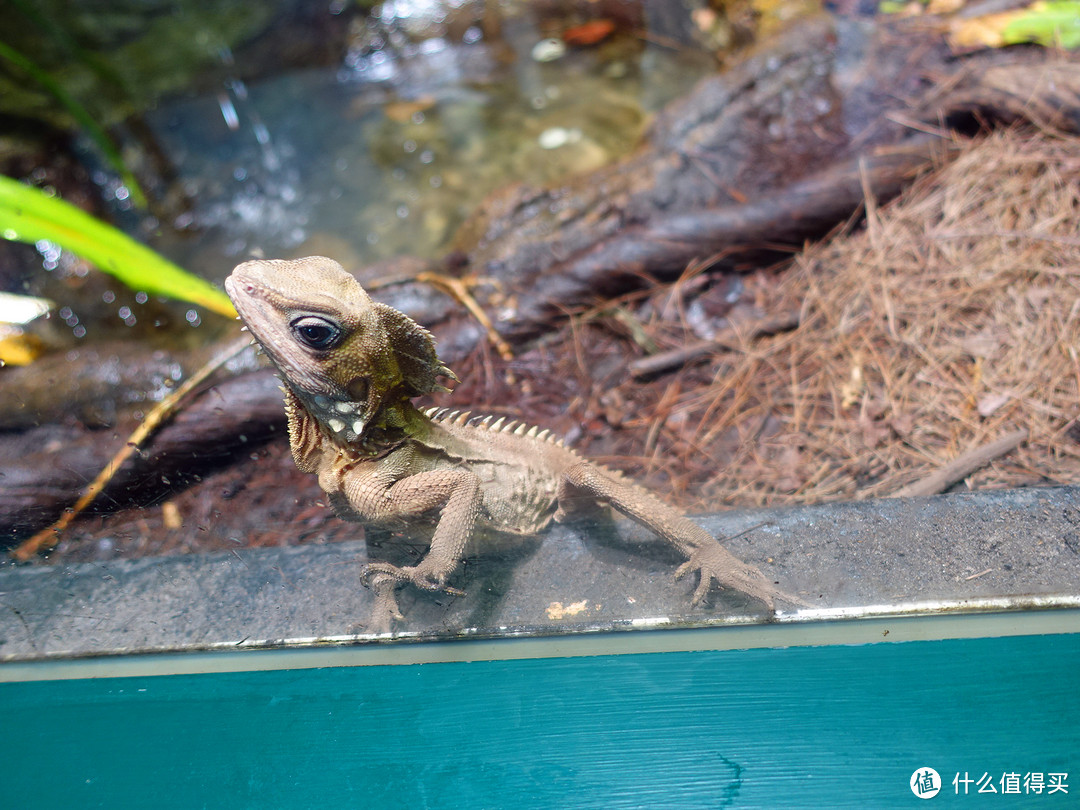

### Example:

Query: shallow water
xmin=141 ymin=0 xmax=718 ymax=279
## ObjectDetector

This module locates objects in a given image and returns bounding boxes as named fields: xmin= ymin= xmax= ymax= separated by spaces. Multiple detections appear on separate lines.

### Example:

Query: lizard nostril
xmin=347 ymin=376 xmax=369 ymax=403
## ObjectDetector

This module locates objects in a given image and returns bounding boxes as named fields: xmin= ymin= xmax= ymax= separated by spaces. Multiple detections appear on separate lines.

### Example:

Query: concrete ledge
xmin=1 ymin=485 xmax=1078 ymax=661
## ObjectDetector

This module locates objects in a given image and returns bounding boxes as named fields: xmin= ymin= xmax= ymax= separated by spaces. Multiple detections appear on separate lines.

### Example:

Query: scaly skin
xmin=226 ymin=256 xmax=803 ymax=630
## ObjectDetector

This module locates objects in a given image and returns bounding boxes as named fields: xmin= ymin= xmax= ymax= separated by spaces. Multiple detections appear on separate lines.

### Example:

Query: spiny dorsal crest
xmin=422 ymin=406 xmax=566 ymax=447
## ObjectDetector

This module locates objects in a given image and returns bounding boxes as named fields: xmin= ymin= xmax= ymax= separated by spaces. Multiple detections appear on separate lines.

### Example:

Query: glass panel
xmin=3 ymin=484 xmax=1078 ymax=659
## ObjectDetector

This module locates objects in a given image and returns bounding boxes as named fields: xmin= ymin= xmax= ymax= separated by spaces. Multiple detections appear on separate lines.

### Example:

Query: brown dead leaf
xmin=858 ymin=413 xmax=892 ymax=449
xmin=977 ymin=391 xmax=1012 ymax=417
xmin=161 ymin=500 xmax=183 ymax=530
xmin=949 ymin=8 xmax=1033 ymax=49
xmin=383 ymin=96 xmax=437 ymax=124
xmin=546 ymin=600 xmax=590 ymax=620
xmin=840 ymin=355 xmax=865 ymax=410
xmin=960 ymin=326 xmax=1006 ymax=358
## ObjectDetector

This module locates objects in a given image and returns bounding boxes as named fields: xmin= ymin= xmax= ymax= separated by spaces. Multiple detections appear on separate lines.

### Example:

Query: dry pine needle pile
xmin=696 ymin=129 xmax=1080 ymax=506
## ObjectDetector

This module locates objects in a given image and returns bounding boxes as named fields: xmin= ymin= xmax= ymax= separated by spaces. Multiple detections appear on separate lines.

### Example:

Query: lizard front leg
xmin=555 ymin=461 xmax=802 ymax=612
xmin=339 ymin=468 xmax=483 ymax=629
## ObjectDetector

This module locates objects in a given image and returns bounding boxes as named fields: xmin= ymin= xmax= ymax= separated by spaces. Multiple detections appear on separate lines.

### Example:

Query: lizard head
xmin=226 ymin=256 xmax=455 ymax=441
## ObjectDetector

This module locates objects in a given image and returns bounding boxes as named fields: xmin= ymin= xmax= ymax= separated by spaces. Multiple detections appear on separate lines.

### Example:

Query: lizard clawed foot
xmin=359 ymin=564 xmax=466 ymax=633
xmin=674 ymin=546 xmax=809 ymax=613
xmin=360 ymin=562 xmax=466 ymax=597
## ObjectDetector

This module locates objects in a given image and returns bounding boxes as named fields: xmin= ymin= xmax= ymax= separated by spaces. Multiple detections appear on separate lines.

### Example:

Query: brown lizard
xmin=225 ymin=256 xmax=804 ymax=630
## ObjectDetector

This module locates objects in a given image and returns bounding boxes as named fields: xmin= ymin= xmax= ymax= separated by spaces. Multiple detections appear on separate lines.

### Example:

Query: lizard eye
xmin=291 ymin=316 xmax=342 ymax=350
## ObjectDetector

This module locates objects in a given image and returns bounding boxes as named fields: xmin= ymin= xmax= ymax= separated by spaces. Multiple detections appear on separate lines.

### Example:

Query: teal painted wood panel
xmin=2 ymin=634 xmax=1078 ymax=808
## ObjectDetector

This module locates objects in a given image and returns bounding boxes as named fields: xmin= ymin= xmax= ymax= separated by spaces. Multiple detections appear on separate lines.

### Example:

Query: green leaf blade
xmin=0 ymin=175 xmax=235 ymax=317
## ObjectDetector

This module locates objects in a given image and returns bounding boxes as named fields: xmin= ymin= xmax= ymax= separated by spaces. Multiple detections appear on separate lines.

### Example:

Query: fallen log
xmin=0 ymin=369 xmax=284 ymax=542
xmin=500 ymin=138 xmax=946 ymax=340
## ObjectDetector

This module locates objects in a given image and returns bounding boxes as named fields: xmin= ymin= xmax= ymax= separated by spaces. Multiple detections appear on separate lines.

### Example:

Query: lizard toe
xmin=410 ymin=571 xmax=466 ymax=596
xmin=364 ymin=571 xmax=405 ymax=633
xmin=361 ymin=562 xmax=465 ymax=597
xmin=360 ymin=562 xmax=410 ymax=585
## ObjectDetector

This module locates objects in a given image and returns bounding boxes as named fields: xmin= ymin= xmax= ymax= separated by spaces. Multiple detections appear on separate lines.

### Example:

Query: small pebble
xmin=531 ymin=38 xmax=566 ymax=62
xmin=538 ymin=127 xmax=582 ymax=150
